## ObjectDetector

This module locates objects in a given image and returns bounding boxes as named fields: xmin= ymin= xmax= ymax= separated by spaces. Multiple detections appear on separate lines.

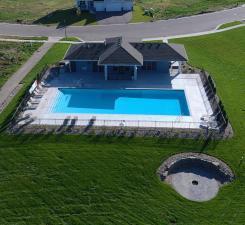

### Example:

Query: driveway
xmin=96 ymin=11 xmax=132 ymax=25
xmin=0 ymin=6 xmax=244 ymax=41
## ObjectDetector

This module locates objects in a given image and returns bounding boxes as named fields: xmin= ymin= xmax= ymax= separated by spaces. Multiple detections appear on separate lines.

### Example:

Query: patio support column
xmin=134 ymin=66 xmax=137 ymax=80
xmin=69 ymin=62 xmax=72 ymax=73
xmin=104 ymin=65 xmax=108 ymax=80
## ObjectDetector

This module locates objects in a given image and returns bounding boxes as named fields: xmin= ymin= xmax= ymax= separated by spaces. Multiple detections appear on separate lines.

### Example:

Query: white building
xmin=75 ymin=0 xmax=133 ymax=12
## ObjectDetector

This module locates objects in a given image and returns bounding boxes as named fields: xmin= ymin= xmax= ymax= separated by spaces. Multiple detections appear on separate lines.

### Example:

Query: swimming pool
xmin=52 ymin=89 xmax=190 ymax=116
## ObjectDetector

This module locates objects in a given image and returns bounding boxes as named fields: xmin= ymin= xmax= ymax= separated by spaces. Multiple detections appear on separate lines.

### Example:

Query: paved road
xmin=0 ymin=6 xmax=244 ymax=41
xmin=0 ymin=38 xmax=59 ymax=113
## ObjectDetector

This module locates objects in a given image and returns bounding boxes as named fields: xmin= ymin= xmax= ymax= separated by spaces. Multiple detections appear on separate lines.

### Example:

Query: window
xmin=172 ymin=66 xmax=179 ymax=70
xmin=142 ymin=62 xmax=156 ymax=71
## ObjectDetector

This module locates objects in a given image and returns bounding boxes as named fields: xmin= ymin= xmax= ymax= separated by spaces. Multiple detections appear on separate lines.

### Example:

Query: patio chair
xmin=24 ymin=103 xmax=38 ymax=110
xmin=37 ymin=86 xmax=48 ymax=92
xmin=200 ymin=120 xmax=209 ymax=129
xmin=33 ymin=92 xmax=45 ymax=98
xmin=32 ymin=94 xmax=43 ymax=99
xmin=34 ymin=88 xmax=46 ymax=94
xmin=27 ymin=101 xmax=39 ymax=107
xmin=209 ymin=121 xmax=219 ymax=130
xmin=30 ymin=97 xmax=41 ymax=104
xmin=201 ymin=115 xmax=216 ymax=121
xmin=41 ymin=81 xmax=51 ymax=87
xmin=201 ymin=109 xmax=221 ymax=121
xmin=200 ymin=120 xmax=219 ymax=130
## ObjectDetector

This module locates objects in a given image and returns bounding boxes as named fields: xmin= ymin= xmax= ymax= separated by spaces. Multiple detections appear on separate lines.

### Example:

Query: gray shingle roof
xmin=131 ymin=42 xmax=188 ymax=61
xmin=99 ymin=37 xmax=143 ymax=65
xmin=64 ymin=37 xmax=188 ymax=63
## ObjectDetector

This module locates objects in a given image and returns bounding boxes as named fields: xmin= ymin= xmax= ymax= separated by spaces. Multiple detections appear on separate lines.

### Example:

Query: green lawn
xmin=0 ymin=41 xmax=42 ymax=88
xmin=143 ymin=40 xmax=163 ymax=43
xmin=0 ymin=0 xmax=72 ymax=23
xmin=134 ymin=0 xmax=245 ymax=21
xmin=61 ymin=37 xmax=82 ymax=42
xmin=131 ymin=5 xmax=152 ymax=23
xmin=0 ymin=1 xmax=96 ymax=26
xmin=0 ymin=36 xmax=48 ymax=40
xmin=33 ymin=8 xmax=97 ymax=27
xmin=218 ymin=20 xmax=243 ymax=29
xmin=0 ymin=0 xmax=245 ymax=24
xmin=0 ymin=28 xmax=244 ymax=224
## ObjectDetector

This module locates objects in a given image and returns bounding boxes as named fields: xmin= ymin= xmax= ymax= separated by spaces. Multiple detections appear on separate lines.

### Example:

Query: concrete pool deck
xmin=20 ymin=73 xmax=213 ymax=129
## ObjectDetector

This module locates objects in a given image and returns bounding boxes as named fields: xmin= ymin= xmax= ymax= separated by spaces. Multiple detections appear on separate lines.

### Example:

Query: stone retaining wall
xmin=7 ymin=123 xmax=232 ymax=139
xmin=157 ymin=152 xmax=235 ymax=183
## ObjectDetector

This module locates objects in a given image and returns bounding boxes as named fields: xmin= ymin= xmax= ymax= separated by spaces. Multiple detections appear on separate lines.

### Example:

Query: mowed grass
xmin=0 ymin=0 xmax=245 ymax=24
xmin=0 ymin=41 xmax=42 ymax=88
xmin=0 ymin=1 xmax=96 ymax=26
xmin=0 ymin=36 xmax=47 ymax=40
xmin=60 ymin=37 xmax=82 ymax=42
xmin=0 ymin=28 xmax=244 ymax=224
xmin=218 ymin=20 xmax=243 ymax=29
xmin=134 ymin=0 xmax=245 ymax=20
xmin=131 ymin=5 xmax=152 ymax=23
xmin=33 ymin=8 xmax=97 ymax=27
xmin=0 ymin=0 xmax=73 ymax=23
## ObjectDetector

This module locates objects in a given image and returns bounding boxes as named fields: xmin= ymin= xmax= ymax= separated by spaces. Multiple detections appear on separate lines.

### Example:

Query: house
xmin=75 ymin=0 xmax=133 ymax=12
xmin=63 ymin=37 xmax=188 ymax=80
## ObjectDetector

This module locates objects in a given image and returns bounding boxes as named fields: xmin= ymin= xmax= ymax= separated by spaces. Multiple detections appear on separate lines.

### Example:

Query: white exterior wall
xmin=106 ymin=3 xmax=122 ymax=12
xmin=122 ymin=1 xmax=133 ymax=11
xmin=75 ymin=0 xmax=80 ymax=7
xmin=94 ymin=0 xmax=133 ymax=12
xmin=76 ymin=0 xmax=93 ymax=10
xmin=94 ymin=2 xmax=105 ymax=11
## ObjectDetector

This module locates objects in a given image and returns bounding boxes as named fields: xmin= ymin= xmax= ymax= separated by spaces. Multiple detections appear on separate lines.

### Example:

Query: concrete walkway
xmin=0 ymin=37 xmax=59 ymax=113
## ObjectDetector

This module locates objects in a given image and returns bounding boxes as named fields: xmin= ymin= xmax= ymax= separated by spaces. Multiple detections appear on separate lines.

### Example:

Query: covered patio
xmin=105 ymin=65 xmax=137 ymax=80
xmin=63 ymin=36 xmax=187 ymax=82
xmin=97 ymin=36 xmax=143 ymax=80
xmin=46 ymin=69 xmax=173 ymax=89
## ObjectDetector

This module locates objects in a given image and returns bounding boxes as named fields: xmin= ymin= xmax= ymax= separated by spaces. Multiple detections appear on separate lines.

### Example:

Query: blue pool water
xmin=52 ymin=89 xmax=190 ymax=116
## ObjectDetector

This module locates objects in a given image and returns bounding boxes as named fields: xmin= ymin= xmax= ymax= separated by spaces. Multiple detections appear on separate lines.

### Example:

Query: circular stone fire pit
xmin=157 ymin=153 xmax=234 ymax=202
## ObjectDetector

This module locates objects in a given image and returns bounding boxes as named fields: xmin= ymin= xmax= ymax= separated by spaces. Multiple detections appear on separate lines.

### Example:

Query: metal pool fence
xmin=5 ymin=63 xmax=232 ymax=139
xmin=16 ymin=117 xmax=228 ymax=139
xmin=184 ymin=64 xmax=229 ymax=131
xmin=29 ymin=117 xmax=203 ymax=130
